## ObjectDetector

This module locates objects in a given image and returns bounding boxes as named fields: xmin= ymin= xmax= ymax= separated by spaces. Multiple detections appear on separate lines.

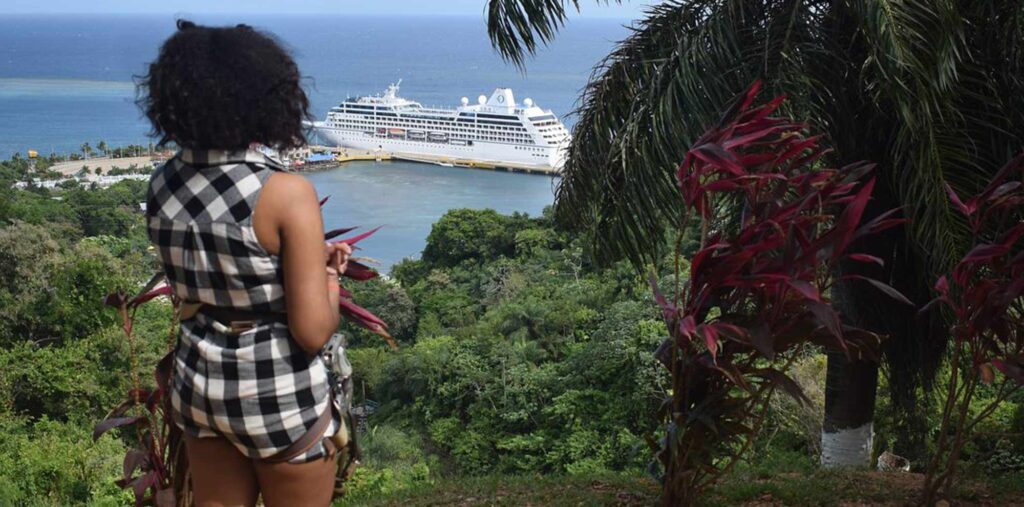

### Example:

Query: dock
xmin=305 ymin=145 xmax=559 ymax=176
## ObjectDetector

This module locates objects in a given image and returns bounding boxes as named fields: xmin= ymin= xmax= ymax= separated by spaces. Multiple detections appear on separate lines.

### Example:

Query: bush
xmin=0 ymin=415 xmax=130 ymax=506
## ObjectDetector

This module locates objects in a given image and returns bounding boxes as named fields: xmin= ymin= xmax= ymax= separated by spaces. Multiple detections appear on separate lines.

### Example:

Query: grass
xmin=335 ymin=472 xmax=659 ymax=506
xmin=333 ymin=461 xmax=1024 ymax=506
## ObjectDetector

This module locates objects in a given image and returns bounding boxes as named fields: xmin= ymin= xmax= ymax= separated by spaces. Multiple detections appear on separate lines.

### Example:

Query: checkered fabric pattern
xmin=147 ymin=149 xmax=337 ymax=463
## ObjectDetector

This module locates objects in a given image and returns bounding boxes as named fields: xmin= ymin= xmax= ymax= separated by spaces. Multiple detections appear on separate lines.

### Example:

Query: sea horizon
xmin=0 ymin=12 xmax=624 ymax=267
xmin=0 ymin=13 xmax=629 ymax=159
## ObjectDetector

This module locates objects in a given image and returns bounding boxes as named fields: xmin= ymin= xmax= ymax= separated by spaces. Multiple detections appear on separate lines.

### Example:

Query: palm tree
xmin=487 ymin=0 xmax=1024 ymax=467
xmin=97 ymin=140 xmax=108 ymax=159
xmin=80 ymin=142 xmax=92 ymax=160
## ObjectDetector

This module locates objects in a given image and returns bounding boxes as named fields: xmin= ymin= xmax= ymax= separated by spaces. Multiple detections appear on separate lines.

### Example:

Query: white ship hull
xmin=316 ymin=127 xmax=566 ymax=171
xmin=313 ymin=82 xmax=571 ymax=174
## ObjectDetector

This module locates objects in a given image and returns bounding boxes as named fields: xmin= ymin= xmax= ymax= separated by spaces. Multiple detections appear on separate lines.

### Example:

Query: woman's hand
xmin=325 ymin=242 xmax=353 ymax=275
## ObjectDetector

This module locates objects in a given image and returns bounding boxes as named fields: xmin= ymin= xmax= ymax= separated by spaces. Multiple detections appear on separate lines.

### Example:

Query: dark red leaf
xmin=130 ymin=472 xmax=157 ymax=506
xmin=339 ymin=298 xmax=396 ymax=350
xmin=702 ymin=179 xmax=743 ymax=192
xmin=128 ymin=285 xmax=172 ymax=308
xmin=93 ymin=416 xmax=143 ymax=441
xmin=785 ymin=279 xmax=821 ymax=302
xmin=738 ymin=80 xmax=763 ymax=111
xmin=830 ymin=178 xmax=876 ymax=256
xmin=342 ymin=261 xmax=378 ymax=281
xmin=977 ymin=153 xmax=1024 ymax=202
xmin=332 ymin=226 xmax=382 ymax=247
xmin=701 ymin=325 xmax=719 ymax=359
xmin=319 ymin=195 xmax=330 ymax=207
xmin=104 ymin=292 xmax=127 ymax=308
xmin=692 ymin=144 xmax=745 ymax=176
xmin=123 ymin=449 xmax=147 ymax=481
xmin=758 ymin=369 xmax=812 ymax=406
xmin=843 ymin=275 xmax=914 ymax=306
xmin=846 ymin=254 xmax=885 ymax=268
xmin=722 ymin=125 xmax=792 ymax=150
xmin=807 ymin=299 xmax=843 ymax=341
xmin=746 ymin=320 xmax=775 ymax=359
xmin=324 ymin=226 xmax=359 ymax=241
xmin=679 ymin=315 xmax=697 ymax=340
xmin=991 ymin=359 xmax=1024 ymax=385
xmin=963 ymin=244 xmax=1010 ymax=263
xmin=987 ymin=181 xmax=1021 ymax=201
xmin=944 ymin=183 xmax=975 ymax=216
xmin=689 ymin=242 xmax=729 ymax=279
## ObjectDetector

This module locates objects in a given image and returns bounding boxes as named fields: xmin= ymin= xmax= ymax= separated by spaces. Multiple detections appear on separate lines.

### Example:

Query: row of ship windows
xmin=339 ymin=106 xmax=555 ymax=125
xmin=331 ymin=122 xmax=565 ymax=146
xmin=358 ymin=131 xmax=539 ymax=146
xmin=342 ymin=110 xmax=528 ymax=128
xmin=331 ymin=120 xmax=530 ymax=134
xmin=327 ymin=123 xmax=538 ymax=143
xmin=329 ymin=118 xmax=528 ymax=133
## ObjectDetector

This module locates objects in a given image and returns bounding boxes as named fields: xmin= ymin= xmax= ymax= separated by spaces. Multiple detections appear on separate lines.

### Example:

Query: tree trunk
xmin=821 ymin=351 xmax=878 ymax=468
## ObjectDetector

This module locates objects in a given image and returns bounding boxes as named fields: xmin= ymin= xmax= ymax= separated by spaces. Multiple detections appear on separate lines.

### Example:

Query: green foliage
xmin=0 ymin=415 xmax=131 ymax=506
xmin=356 ymin=208 xmax=667 ymax=478
xmin=62 ymin=180 xmax=148 ymax=238
xmin=421 ymin=209 xmax=530 ymax=267
xmin=0 ymin=223 xmax=143 ymax=346
xmin=337 ymin=424 xmax=435 ymax=503
xmin=343 ymin=278 xmax=417 ymax=345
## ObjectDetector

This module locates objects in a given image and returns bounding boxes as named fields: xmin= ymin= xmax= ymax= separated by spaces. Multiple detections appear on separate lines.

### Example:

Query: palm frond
xmin=486 ymin=0 xmax=621 ymax=68
xmin=556 ymin=0 xmax=823 ymax=267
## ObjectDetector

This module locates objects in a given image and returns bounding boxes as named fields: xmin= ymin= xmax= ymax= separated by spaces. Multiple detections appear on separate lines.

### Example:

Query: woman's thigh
xmin=185 ymin=435 xmax=259 ymax=507
xmin=253 ymin=451 xmax=338 ymax=507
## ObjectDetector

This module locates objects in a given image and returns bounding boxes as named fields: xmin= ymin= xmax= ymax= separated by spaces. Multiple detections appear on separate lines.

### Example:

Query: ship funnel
xmin=486 ymin=88 xmax=516 ymax=108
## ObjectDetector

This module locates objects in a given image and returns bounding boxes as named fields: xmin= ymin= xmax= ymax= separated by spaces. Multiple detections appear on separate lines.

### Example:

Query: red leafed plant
xmin=93 ymin=275 xmax=183 ymax=507
xmin=651 ymin=82 xmax=908 ymax=506
xmin=920 ymin=154 xmax=1024 ymax=504
xmin=94 ymin=205 xmax=393 ymax=506
xmin=320 ymin=196 xmax=396 ymax=349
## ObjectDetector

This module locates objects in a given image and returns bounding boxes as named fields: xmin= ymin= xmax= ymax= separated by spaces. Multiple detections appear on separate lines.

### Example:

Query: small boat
xmin=450 ymin=139 xmax=467 ymax=146
xmin=408 ymin=130 xmax=427 ymax=139
xmin=436 ymin=161 xmax=454 ymax=167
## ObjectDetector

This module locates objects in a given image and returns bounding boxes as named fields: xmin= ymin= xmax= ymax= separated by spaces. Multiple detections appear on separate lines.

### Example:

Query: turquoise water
xmin=0 ymin=14 xmax=629 ymax=158
xmin=0 ymin=13 xmax=627 ymax=266
xmin=309 ymin=161 xmax=557 ymax=270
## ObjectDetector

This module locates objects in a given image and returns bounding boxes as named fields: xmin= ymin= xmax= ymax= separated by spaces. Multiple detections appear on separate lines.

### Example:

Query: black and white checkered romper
xmin=146 ymin=149 xmax=336 ymax=463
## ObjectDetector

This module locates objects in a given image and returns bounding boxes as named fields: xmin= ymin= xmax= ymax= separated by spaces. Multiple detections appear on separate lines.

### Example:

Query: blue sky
xmin=1 ymin=0 xmax=648 ymax=18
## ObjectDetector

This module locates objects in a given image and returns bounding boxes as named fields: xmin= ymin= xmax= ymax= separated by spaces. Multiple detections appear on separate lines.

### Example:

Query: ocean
xmin=0 ymin=14 xmax=630 ymax=268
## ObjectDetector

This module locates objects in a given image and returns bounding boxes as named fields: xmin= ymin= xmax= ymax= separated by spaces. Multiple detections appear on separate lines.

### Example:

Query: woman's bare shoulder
xmin=262 ymin=171 xmax=319 ymax=213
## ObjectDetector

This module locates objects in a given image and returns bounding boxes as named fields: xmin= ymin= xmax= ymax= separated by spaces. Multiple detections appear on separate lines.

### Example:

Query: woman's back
xmin=146 ymin=148 xmax=286 ymax=313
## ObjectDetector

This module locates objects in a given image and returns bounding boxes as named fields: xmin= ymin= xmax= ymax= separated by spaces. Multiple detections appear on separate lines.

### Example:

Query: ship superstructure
xmin=313 ymin=81 xmax=570 ymax=173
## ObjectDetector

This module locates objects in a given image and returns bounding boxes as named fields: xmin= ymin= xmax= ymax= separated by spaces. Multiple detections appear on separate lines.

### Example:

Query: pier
xmin=305 ymin=145 xmax=559 ymax=176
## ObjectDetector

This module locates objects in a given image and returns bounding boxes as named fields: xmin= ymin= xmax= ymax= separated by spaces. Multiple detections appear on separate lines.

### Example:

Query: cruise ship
xmin=312 ymin=81 xmax=571 ymax=173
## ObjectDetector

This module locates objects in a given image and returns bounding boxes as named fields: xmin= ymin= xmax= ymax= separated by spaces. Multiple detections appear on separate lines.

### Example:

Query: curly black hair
xmin=138 ymin=20 xmax=311 ymax=150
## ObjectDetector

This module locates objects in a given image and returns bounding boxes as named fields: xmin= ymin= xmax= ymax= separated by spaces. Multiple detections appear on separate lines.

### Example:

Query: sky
xmin=0 ymin=0 xmax=648 ymax=18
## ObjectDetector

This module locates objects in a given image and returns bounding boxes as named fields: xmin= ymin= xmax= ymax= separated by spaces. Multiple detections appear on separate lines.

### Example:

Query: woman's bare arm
xmin=254 ymin=172 xmax=340 ymax=354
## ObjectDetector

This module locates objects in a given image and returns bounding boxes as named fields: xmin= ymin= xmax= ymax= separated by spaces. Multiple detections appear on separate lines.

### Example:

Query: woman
xmin=141 ymin=20 xmax=348 ymax=506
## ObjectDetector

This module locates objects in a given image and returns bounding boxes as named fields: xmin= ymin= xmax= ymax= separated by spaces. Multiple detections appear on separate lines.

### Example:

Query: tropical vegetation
xmin=486 ymin=0 xmax=1024 ymax=470
xmin=485 ymin=0 xmax=1024 ymax=498
xmin=1 ymin=149 xmax=1021 ymax=504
